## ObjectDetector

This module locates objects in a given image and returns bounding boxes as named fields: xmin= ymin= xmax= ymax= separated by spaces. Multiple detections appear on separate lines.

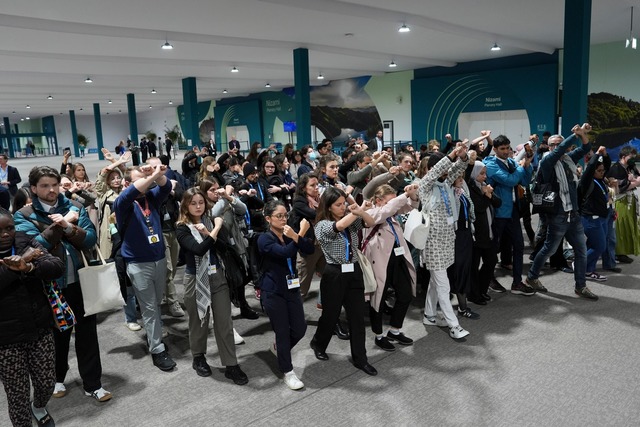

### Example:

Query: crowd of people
xmin=0 ymin=123 xmax=634 ymax=426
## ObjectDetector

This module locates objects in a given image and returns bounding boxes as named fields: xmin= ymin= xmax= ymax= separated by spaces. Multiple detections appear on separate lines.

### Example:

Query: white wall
xmin=458 ymin=110 xmax=531 ymax=147
xmin=365 ymin=70 xmax=413 ymax=143
xmin=136 ymin=107 xmax=179 ymax=141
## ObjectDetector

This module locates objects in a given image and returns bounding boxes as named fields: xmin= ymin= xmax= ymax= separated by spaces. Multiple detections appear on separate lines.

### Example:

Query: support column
xmin=562 ymin=0 xmax=591 ymax=129
xmin=182 ymin=77 xmax=199 ymax=147
xmin=127 ymin=93 xmax=140 ymax=165
xmin=93 ymin=103 xmax=105 ymax=160
xmin=293 ymin=48 xmax=311 ymax=147
xmin=2 ymin=117 xmax=13 ymax=158
xmin=69 ymin=110 xmax=79 ymax=157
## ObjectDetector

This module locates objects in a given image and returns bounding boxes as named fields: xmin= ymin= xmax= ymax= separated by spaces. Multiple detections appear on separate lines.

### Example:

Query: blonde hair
xmin=197 ymin=156 xmax=217 ymax=183
xmin=372 ymin=184 xmax=396 ymax=203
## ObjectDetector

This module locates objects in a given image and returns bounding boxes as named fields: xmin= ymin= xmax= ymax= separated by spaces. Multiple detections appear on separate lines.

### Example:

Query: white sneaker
xmin=449 ymin=325 xmax=470 ymax=339
xmin=125 ymin=322 xmax=141 ymax=331
xmin=423 ymin=314 xmax=448 ymax=327
xmin=52 ymin=382 xmax=66 ymax=398
xmin=233 ymin=328 xmax=245 ymax=345
xmin=169 ymin=301 xmax=185 ymax=317
xmin=284 ymin=371 xmax=304 ymax=390
xmin=84 ymin=387 xmax=113 ymax=402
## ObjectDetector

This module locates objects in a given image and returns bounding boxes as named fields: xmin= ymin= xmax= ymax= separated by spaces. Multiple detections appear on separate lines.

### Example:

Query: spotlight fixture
xmin=84 ymin=77 xmax=93 ymax=83
xmin=491 ymin=43 xmax=501 ymax=51
xmin=265 ymin=83 xmax=271 ymax=88
xmin=25 ymin=105 xmax=31 ymax=109
xmin=149 ymin=105 xmax=153 ymax=109
xmin=398 ymin=24 xmax=410 ymax=33
xmin=627 ymin=7 xmax=637 ymax=49
xmin=317 ymin=73 xmax=325 ymax=80
xmin=389 ymin=61 xmax=397 ymax=68
xmin=108 ymin=99 xmax=112 ymax=104
xmin=169 ymin=100 xmax=173 ymax=105
xmin=231 ymin=66 xmax=239 ymax=73
xmin=222 ymin=89 xmax=228 ymax=94
xmin=161 ymin=41 xmax=173 ymax=50
xmin=26 ymin=117 xmax=30 ymax=120
xmin=151 ymin=88 xmax=157 ymax=94
xmin=47 ymin=95 xmax=53 ymax=100
xmin=20 ymin=118 xmax=24 ymax=121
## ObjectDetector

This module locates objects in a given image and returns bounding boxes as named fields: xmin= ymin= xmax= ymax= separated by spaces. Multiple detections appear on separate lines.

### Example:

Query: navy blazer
xmin=257 ymin=230 xmax=314 ymax=295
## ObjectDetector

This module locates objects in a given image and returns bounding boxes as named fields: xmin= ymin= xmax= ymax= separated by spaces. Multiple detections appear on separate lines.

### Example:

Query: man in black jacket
xmin=0 ymin=154 xmax=21 ymax=197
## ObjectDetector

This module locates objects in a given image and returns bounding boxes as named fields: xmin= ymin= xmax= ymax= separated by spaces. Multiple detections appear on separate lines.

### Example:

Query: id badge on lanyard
xmin=341 ymin=230 xmax=354 ymax=272
xmin=286 ymin=258 xmax=300 ymax=288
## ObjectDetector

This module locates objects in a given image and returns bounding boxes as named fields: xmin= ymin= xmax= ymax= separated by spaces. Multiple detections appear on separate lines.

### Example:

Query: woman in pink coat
xmin=362 ymin=184 xmax=418 ymax=352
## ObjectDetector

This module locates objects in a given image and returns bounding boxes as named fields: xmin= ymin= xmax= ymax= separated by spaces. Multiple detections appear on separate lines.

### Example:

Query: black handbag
xmin=531 ymin=170 xmax=558 ymax=215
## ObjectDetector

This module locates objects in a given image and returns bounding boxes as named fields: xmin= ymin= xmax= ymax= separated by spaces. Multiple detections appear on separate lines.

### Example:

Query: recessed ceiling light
xmin=151 ymin=89 xmax=157 ymax=94
xmin=398 ymin=24 xmax=410 ymax=33
xmin=149 ymin=105 xmax=153 ymax=109
xmin=491 ymin=43 xmax=501 ymax=51
xmin=20 ymin=118 xmax=24 ymax=121
xmin=265 ymin=83 xmax=271 ymax=88
xmin=389 ymin=61 xmax=397 ymax=68
xmin=25 ymin=105 xmax=31 ymax=109
xmin=169 ymin=100 xmax=173 ymax=105
xmin=231 ymin=67 xmax=239 ymax=73
xmin=84 ymin=77 xmax=93 ymax=83
xmin=47 ymin=95 xmax=53 ymax=100
xmin=317 ymin=73 xmax=324 ymax=80
xmin=108 ymin=99 xmax=112 ymax=104
xmin=223 ymin=89 xmax=228 ymax=94
xmin=161 ymin=41 xmax=173 ymax=50
xmin=26 ymin=117 xmax=30 ymax=120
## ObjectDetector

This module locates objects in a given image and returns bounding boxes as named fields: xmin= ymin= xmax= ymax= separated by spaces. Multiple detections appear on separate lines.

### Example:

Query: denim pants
xmin=528 ymin=212 xmax=587 ymax=289
xmin=581 ymin=215 xmax=608 ymax=273
xmin=602 ymin=208 xmax=617 ymax=269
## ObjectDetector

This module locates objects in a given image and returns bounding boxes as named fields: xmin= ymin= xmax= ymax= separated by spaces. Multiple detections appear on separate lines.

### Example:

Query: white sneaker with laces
xmin=233 ymin=328 xmax=245 ymax=345
xmin=125 ymin=322 xmax=141 ymax=331
xmin=423 ymin=314 xmax=448 ymax=327
xmin=52 ymin=382 xmax=66 ymax=398
xmin=169 ymin=301 xmax=185 ymax=317
xmin=284 ymin=371 xmax=304 ymax=390
xmin=449 ymin=325 xmax=470 ymax=339
xmin=84 ymin=387 xmax=113 ymax=402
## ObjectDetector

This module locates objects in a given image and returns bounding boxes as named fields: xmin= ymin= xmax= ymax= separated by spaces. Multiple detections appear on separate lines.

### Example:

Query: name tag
xmin=592 ymin=215 xmax=599 ymax=219
xmin=342 ymin=263 xmax=355 ymax=273
xmin=286 ymin=275 xmax=300 ymax=289
xmin=148 ymin=234 xmax=160 ymax=244
xmin=208 ymin=265 xmax=217 ymax=275
xmin=163 ymin=212 xmax=171 ymax=221
xmin=394 ymin=247 xmax=405 ymax=256
xmin=447 ymin=217 xmax=455 ymax=225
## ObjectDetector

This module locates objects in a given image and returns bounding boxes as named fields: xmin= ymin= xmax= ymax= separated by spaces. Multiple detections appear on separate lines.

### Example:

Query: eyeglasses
xmin=271 ymin=213 xmax=289 ymax=220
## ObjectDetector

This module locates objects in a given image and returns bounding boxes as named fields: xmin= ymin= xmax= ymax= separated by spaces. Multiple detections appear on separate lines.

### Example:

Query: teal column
xmin=182 ymin=77 xmax=199 ymax=147
xmin=293 ymin=48 xmax=311 ymax=147
xmin=13 ymin=124 xmax=20 ymax=154
xmin=127 ymin=93 xmax=139 ymax=145
xmin=69 ymin=110 xmax=79 ymax=157
xmin=562 ymin=0 xmax=591 ymax=130
xmin=2 ymin=117 xmax=13 ymax=158
xmin=93 ymin=103 xmax=105 ymax=160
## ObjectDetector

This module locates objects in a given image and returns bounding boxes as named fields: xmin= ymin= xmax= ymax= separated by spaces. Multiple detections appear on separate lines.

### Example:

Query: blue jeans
xmin=581 ymin=215 xmax=607 ymax=273
xmin=602 ymin=208 xmax=617 ymax=269
xmin=528 ymin=212 xmax=587 ymax=289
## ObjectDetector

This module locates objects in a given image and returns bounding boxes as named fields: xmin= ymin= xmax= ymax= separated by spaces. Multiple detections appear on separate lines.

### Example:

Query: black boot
xmin=237 ymin=286 xmax=259 ymax=319
xmin=333 ymin=321 xmax=350 ymax=340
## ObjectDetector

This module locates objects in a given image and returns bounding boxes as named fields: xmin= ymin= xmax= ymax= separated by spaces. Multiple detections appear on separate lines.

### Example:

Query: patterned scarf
xmin=187 ymin=216 xmax=213 ymax=327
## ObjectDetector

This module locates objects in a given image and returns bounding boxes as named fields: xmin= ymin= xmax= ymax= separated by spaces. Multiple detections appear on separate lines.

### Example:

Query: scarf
xmin=187 ymin=216 xmax=213 ymax=327
xmin=545 ymin=152 xmax=578 ymax=211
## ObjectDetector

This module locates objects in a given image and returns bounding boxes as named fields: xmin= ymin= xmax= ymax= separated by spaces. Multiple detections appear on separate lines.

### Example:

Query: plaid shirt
xmin=315 ymin=218 xmax=364 ymax=265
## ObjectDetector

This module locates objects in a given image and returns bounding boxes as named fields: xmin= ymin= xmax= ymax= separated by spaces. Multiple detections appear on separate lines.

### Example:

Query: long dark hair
xmin=295 ymin=173 xmax=318 ymax=198
xmin=315 ymin=186 xmax=347 ymax=223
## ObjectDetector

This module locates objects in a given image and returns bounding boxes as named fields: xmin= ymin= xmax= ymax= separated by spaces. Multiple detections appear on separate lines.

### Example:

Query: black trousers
xmin=0 ymin=330 xmax=55 ymax=427
xmin=471 ymin=245 xmax=498 ymax=299
xmin=369 ymin=253 xmax=413 ymax=335
xmin=313 ymin=263 xmax=368 ymax=366
xmin=54 ymin=282 xmax=103 ymax=392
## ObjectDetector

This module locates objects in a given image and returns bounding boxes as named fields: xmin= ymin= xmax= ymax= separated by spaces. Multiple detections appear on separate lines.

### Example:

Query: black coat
xmin=468 ymin=182 xmax=502 ymax=249
xmin=0 ymin=232 xmax=64 ymax=344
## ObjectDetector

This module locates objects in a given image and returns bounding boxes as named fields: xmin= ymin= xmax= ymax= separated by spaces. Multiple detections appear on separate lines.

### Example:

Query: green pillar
xmin=562 ymin=0 xmax=591 ymax=130
xmin=2 ymin=117 xmax=13 ymax=158
xmin=93 ymin=103 xmax=105 ymax=160
xmin=69 ymin=110 xmax=80 ymax=158
xmin=127 ymin=93 xmax=139 ymax=145
xmin=182 ymin=77 xmax=200 ymax=147
xmin=293 ymin=48 xmax=311 ymax=147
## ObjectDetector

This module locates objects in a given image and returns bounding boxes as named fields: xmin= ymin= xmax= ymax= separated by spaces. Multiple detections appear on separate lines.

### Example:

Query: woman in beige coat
xmin=362 ymin=184 xmax=418 ymax=352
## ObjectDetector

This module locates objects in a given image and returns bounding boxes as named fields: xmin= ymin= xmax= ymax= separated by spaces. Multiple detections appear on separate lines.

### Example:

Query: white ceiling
xmin=0 ymin=0 xmax=634 ymax=121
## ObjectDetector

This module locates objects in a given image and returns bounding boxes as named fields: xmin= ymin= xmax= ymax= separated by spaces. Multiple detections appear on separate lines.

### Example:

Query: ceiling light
xmin=161 ymin=41 xmax=173 ymax=50
xmin=84 ymin=77 xmax=93 ymax=83
xmin=25 ymin=105 xmax=31 ymax=109
xmin=169 ymin=100 xmax=173 ymax=105
xmin=317 ymin=73 xmax=325 ymax=80
xmin=389 ymin=61 xmax=397 ymax=68
xmin=265 ymin=83 xmax=271 ymax=88
xmin=627 ymin=7 xmax=637 ymax=49
xmin=108 ymin=99 xmax=112 ymax=104
xmin=398 ymin=24 xmax=410 ymax=33
xmin=47 ymin=95 xmax=53 ymax=100
xmin=491 ymin=43 xmax=501 ymax=51
xmin=20 ymin=118 xmax=24 ymax=121
xmin=151 ymin=89 xmax=157 ymax=94
xmin=149 ymin=105 xmax=153 ymax=109
xmin=223 ymin=89 xmax=228 ymax=94
xmin=26 ymin=117 xmax=30 ymax=120
xmin=231 ymin=66 xmax=239 ymax=73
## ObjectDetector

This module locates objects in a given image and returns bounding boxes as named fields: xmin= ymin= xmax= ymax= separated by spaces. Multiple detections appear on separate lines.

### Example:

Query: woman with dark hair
xmin=289 ymin=150 xmax=303 ymax=179
xmin=309 ymin=186 xmax=378 ymax=376
xmin=283 ymin=143 xmax=294 ymax=162
xmin=267 ymin=155 xmax=296 ymax=207
xmin=11 ymin=188 xmax=32 ymax=214
xmin=296 ymin=145 xmax=317 ymax=178
xmin=246 ymin=142 xmax=262 ymax=166
xmin=0 ymin=207 xmax=64 ymax=426
xmin=258 ymin=200 xmax=313 ymax=389
xmin=176 ymin=188 xmax=249 ymax=385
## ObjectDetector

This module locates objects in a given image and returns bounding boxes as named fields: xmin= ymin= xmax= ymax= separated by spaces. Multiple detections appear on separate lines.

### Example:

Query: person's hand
xmin=119 ymin=151 xmax=132 ymax=163
xmin=213 ymin=217 xmax=224 ymax=229
xmin=404 ymin=183 xmax=418 ymax=198
xmin=225 ymin=185 xmax=234 ymax=197
xmin=21 ymin=247 xmax=43 ymax=263
xmin=239 ymin=189 xmax=248 ymax=196
xmin=482 ymin=184 xmax=494 ymax=196
xmin=582 ymin=123 xmax=592 ymax=132
xmin=456 ymin=143 xmax=468 ymax=160
xmin=388 ymin=165 xmax=400 ymax=175
xmin=344 ymin=185 xmax=354 ymax=196
xmin=0 ymin=255 xmax=29 ymax=272
xmin=63 ymin=151 xmax=71 ymax=160
xmin=571 ymin=124 xmax=582 ymax=135
xmin=151 ymin=164 xmax=167 ymax=179
xmin=596 ymin=146 xmax=607 ymax=156
xmin=481 ymin=130 xmax=492 ymax=137
xmin=48 ymin=213 xmax=69 ymax=229
xmin=101 ymin=148 xmax=114 ymax=162
xmin=193 ymin=146 xmax=200 ymax=153
xmin=348 ymin=202 xmax=363 ymax=216
xmin=268 ymin=185 xmax=280 ymax=194
xmin=299 ymin=218 xmax=310 ymax=236
xmin=63 ymin=210 xmax=79 ymax=224
xmin=283 ymin=225 xmax=297 ymax=239
xmin=193 ymin=223 xmax=209 ymax=235
xmin=529 ymin=134 xmax=539 ymax=143
xmin=468 ymin=150 xmax=478 ymax=164
xmin=248 ymin=189 xmax=257 ymax=197
xmin=360 ymin=200 xmax=372 ymax=210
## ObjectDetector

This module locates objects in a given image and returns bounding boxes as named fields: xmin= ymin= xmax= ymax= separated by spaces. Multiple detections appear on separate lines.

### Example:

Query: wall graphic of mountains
xmin=311 ymin=106 xmax=381 ymax=141
xmin=588 ymin=92 xmax=640 ymax=146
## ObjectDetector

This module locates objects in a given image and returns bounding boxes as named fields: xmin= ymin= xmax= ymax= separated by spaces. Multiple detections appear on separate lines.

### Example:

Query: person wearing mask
xmin=310 ymin=187 xmax=378 ymax=375
xmin=176 ymin=188 xmax=249 ymax=385
xmin=296 ymin=145 xmax=317 ymax=178
xmin=258 ymin=201 xmax=314 ymax=389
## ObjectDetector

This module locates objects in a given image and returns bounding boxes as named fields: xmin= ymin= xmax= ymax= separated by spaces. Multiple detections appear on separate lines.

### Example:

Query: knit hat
xmin=243 ymin=163 xmax=257 ymax=177
xmin=426 ymin=152 xmax=445 ymax=170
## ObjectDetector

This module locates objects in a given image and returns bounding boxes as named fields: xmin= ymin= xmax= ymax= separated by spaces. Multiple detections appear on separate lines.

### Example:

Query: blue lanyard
xmin=386 ymin=218 xmax=400 ymax=246
xmin=342 ymin=230 xmax=351 ymax=262
xmin=244 ymin=210 xmax=251 ymax=228
xmin=250 ymin=183 xmax=264 ymax=200
xmin=286 ymin=258 xmax=295 ymax=277
xmin=438 ymin=187 xmax=453 ymax=217
xmin=460 ymin=195 xmax=469 ymax=221
xmin=593 ymin=179 xmax=608 ymax=202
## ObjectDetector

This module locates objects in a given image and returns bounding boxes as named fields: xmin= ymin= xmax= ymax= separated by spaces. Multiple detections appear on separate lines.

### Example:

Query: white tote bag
xmin=355 ymin=249 xmax=377 ymax=294
xmin=78 ymin=249 xmax=125 ymax=316
xmin=403 ymin=209 xmax=430 ymax=250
